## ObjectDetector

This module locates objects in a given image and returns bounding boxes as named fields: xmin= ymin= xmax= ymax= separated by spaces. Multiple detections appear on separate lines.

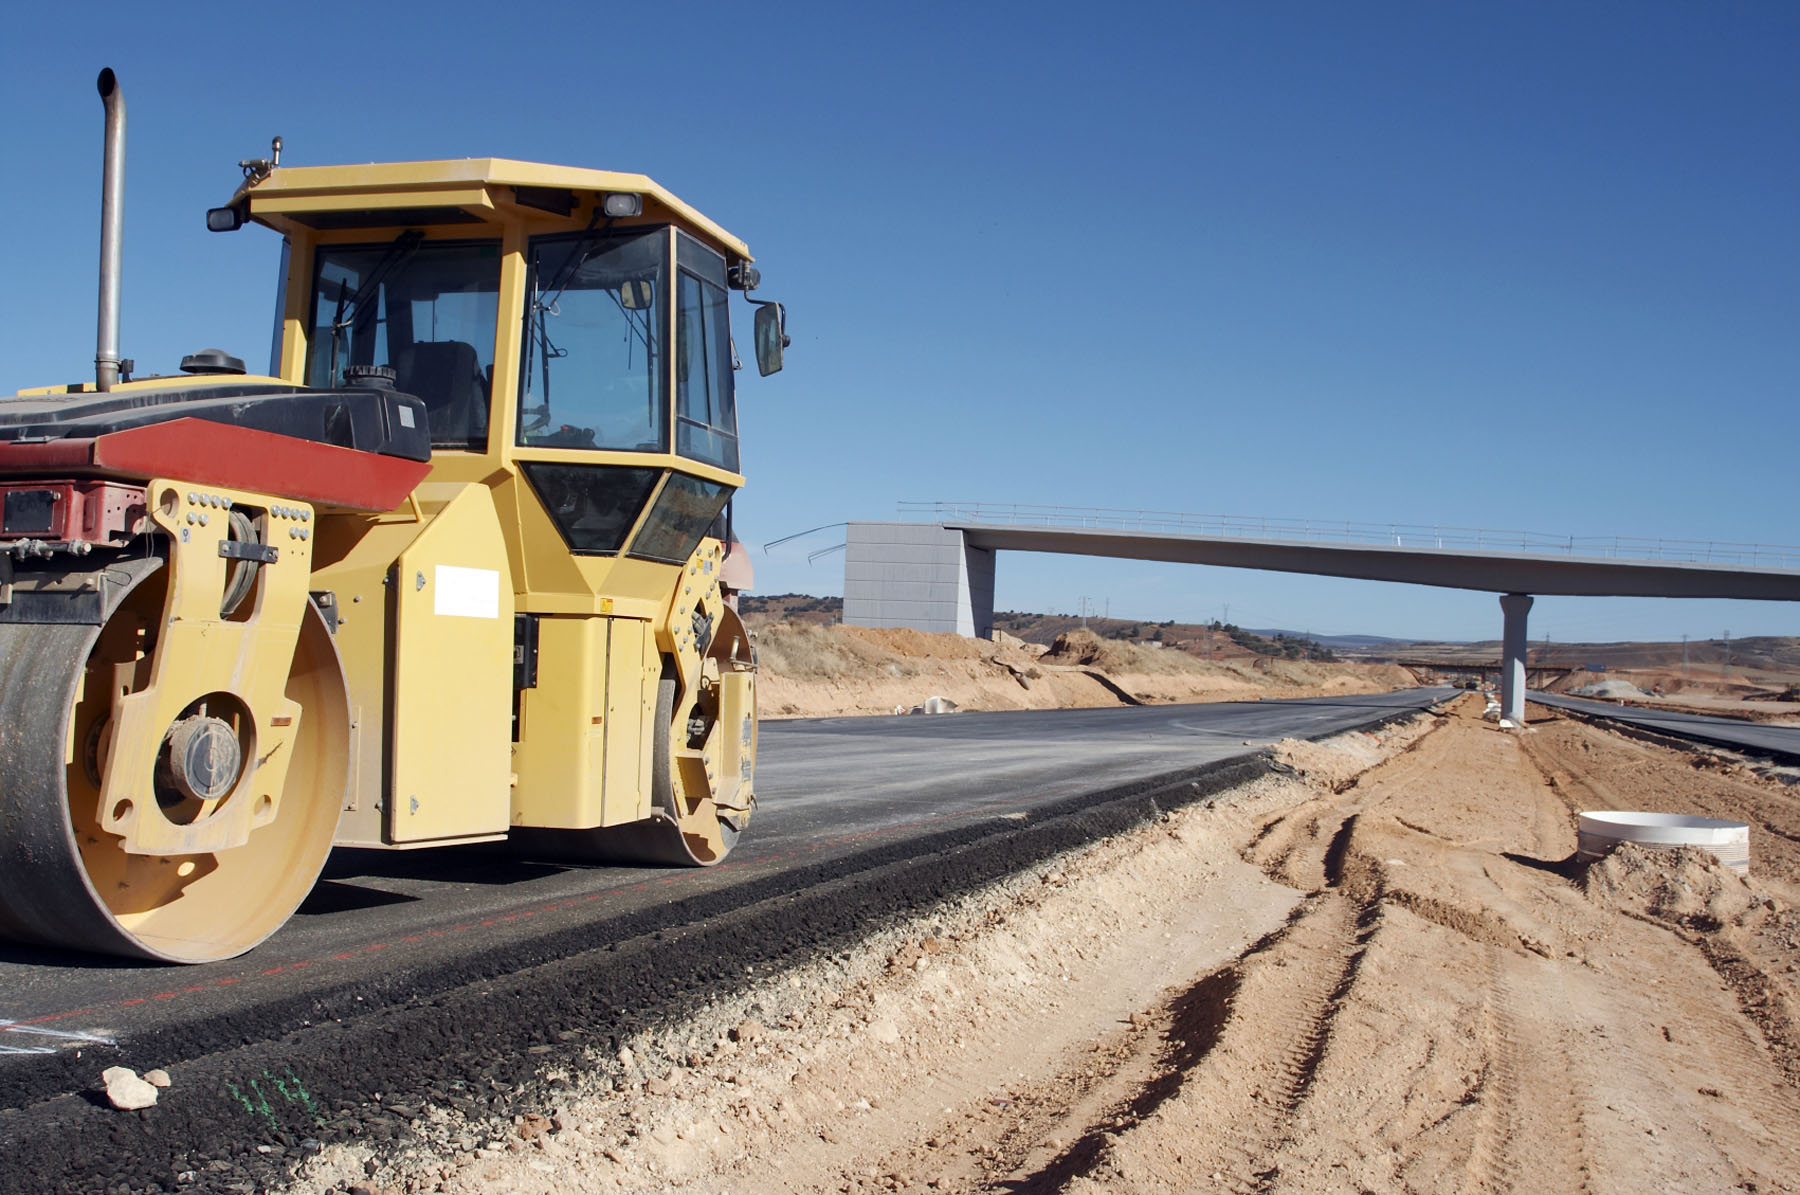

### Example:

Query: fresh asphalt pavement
xmin=1529 ymin=691 xmax=1800 ymax=760
xmin=0 ymin=688 xmax=1448 ymax=1093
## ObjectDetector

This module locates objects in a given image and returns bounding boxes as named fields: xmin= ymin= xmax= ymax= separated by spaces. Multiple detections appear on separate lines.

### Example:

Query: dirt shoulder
xmin=753 ymin=623 xmax=1416 ymax=719
xmin=292 ymin=698 xmax=1800 ymax=1195
xmin=1595 ymin=693 xmax=1800 ymax=726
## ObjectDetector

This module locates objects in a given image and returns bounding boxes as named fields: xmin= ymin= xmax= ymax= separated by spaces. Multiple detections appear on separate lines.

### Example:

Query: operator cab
xmin=302 ymin=226 xmax=748 ymax=466
xmin=214 ymin=156 xmax=787 ymax=565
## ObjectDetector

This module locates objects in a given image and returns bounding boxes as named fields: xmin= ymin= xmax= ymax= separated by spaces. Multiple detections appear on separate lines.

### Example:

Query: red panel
xmin=90 ymin=419 xmax=431 ymax=512
xmin=0 ymin=438 xmax=102 ymax=472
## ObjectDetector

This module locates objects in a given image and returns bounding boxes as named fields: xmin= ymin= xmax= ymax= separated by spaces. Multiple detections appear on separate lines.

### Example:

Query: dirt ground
xmin=293 ymin=697 xmax=1800 ymax=1195
xmin=753 ymin=624 xmax=1417 ymax=719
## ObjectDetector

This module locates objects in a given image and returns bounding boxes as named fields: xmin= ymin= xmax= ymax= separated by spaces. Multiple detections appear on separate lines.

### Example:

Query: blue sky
xmin=2 ymin=2 xmax=1795 ymax=642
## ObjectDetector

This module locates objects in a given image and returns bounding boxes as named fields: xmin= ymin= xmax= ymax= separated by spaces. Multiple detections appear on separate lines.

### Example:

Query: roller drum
xmin=0 ymin=558 xmax=348 ymax=962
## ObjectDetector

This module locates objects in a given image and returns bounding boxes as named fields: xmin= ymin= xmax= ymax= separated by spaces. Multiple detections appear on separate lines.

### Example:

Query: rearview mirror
xmin=753 ymin=302 xmax=787 ymax=377
xmin=620 ymin=279 xmax=653 ymax=309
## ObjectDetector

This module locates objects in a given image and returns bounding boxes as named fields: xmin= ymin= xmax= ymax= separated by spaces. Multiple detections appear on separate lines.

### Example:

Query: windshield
xmin=306 ymin=237 xmax=501 ymax=449
xmin=518 ymin=229 xmax=666 ymax=452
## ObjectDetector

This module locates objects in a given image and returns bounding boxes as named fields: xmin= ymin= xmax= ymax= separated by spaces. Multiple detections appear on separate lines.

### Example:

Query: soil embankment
xmin=754 ymin=624 xmax=1416 ymax=718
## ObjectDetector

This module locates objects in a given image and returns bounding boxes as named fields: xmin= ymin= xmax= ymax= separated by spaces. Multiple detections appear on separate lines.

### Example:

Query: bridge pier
xmin=1499 ymin=592 xmax=1533 ymax=725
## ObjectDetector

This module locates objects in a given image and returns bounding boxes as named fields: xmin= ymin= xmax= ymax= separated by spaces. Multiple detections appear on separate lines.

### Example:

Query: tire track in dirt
xmin=1692 ymin=929 xmax=1800 ymax=1090
xmin=843 ymin=1004 xmax=1183 ymax=1195
xmin=1464 ymin=950 xmax=1592 ymax=1194
xmin=1042 ymin=703 xmax=1607 ymax=1193
xmin=1202 ymin=896 xmax=1373 ymax=1194
xmin=998 ymin=893 xmax=1373 ymax=1193
xmin=1002 ymin=724 xmax=1444 ymax=1191
xmin=977 ymin=967 xmax=1242 ymax=1193
xmin=898 ymin=725 xmax=1434 ymax=1193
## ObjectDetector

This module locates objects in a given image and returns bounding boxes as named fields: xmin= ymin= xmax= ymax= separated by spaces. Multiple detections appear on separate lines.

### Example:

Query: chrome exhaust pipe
xmin=95 ymin=68 xmax=125 ymax=392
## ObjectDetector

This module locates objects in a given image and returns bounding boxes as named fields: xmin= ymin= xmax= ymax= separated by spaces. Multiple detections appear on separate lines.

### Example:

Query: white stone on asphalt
xmin=102 ymin=1066 xmax=158 ymax=1110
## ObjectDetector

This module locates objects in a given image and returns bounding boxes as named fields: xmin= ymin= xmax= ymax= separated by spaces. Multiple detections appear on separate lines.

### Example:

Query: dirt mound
xmin=1583 ymin=841 xmax=1757 ymax=926
xmin=1041 ymin=628 xmax=1112 ymax=667
xmin=1574 ymin=679 xmax=1652 ymax=699
xmin=847 ymin=625 xmax=993 ymax=660
xmin=1041 ymin=629 xmax=1187 ymax=674
xmin=1271 ymin=730 xmax=1393 ymax=789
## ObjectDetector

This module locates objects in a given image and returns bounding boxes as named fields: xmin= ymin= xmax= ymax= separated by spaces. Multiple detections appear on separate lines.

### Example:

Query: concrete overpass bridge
xmin=841 ymin=502 xmax=1800 ymax=724
xmin=1393 ymin=659 xmax=1580 ymax=690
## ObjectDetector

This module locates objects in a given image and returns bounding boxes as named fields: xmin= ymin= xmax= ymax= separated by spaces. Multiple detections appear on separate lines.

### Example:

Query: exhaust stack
xmin=95 ymin=68 xmax=125 ymax=392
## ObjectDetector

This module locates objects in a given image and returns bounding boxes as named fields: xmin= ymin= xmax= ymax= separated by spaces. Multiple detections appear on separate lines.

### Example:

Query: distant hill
xmin=1246 ymin=629 xmax=1412 ymax=651
xmin=739 ymin=593 xmax=843 ymax=626
xmin=1393 ymin=636 xmax=1800 ymax=672
xmin=735 ymin=595 xmax=1799 ymax=676
xmin=738 ymin=597 xmax=1337 ymax=659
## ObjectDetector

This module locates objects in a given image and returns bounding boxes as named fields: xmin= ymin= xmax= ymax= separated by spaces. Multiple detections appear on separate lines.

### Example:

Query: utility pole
xmin=1682 ymin=634 xmax=1689 ymax=684
xmin=1079 ymin=597 xmax=1090 ymax=629
xmin=1723 ymin=630 xmax=1731 ymax=686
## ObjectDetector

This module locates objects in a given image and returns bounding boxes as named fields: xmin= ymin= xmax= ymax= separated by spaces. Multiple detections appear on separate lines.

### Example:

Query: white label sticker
xmin=433 ymin=565 xmax=500 ymax=619
xmin=397 ymin=405 xmax=416 ymax=428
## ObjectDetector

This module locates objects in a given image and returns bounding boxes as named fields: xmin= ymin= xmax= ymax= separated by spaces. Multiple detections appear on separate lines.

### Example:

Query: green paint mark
xmin=291 ymin=1072 xmax=324 ymax=1125
xmin=225 ymin=1082 xmax=254 ymax=1115
xmin=243 ymin=1078 xmax=277 ymax=1129
xmin=273 ymin=1067 xmax=325 ymax=1125
xmin=226 ymin=1067 xmax=325 ymax=1128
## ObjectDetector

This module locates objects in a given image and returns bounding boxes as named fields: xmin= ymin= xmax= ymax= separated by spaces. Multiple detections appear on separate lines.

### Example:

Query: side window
xmin=675 ymin=271 xmax=738 ymax=471
xmin=629 ymin=473 xmax=732 ymax=563
xmin=306 ymin=239 xmax=500 ymax=450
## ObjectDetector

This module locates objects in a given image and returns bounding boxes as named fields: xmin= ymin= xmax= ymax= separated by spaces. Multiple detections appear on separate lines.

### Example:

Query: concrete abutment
xmin=843 ymin=522 xmax=995 ymax=638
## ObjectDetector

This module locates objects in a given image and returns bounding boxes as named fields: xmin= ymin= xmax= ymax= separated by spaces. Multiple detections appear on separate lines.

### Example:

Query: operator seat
xmin=394 ymin=340 xmax=488 ymax=448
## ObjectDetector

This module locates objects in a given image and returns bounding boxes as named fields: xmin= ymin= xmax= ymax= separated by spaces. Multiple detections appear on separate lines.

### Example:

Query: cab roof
xmin=236 ymin=157 xmax=751 ymax=259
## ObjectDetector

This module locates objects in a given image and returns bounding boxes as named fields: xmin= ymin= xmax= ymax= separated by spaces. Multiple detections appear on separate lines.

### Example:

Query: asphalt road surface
xmin=1529 ymin=691 xmax=1800 ymax=760
xmin=1 ymin=690 xmax=1446 ymax=1130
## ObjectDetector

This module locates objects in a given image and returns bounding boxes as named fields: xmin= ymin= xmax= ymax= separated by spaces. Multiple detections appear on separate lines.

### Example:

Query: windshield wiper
xmin=327 ymin=229 xmax=425 ymax=386
xmin=522 ymin=269 xmax=568 ymax=435
xmin=523 ymin=213 xmax=609 ymax=434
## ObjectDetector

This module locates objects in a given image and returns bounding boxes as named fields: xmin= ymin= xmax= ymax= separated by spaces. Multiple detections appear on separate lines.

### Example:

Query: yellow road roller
xmin=0 ymin=71 xmax=785 ymax=963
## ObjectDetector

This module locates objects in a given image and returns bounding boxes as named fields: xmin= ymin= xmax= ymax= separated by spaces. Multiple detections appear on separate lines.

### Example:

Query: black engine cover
xmin=0 ymin=380 xmax=431 ymax=462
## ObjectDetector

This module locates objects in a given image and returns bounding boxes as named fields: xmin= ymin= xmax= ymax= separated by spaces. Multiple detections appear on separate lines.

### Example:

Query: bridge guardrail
xmin=901 ymin=501 xmax=1800 ymax=571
